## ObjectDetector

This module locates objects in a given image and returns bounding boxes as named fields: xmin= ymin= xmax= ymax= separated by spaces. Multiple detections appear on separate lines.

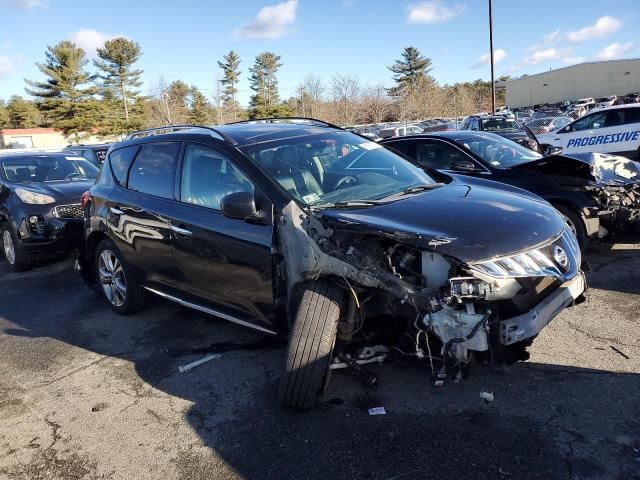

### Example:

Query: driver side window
xmin=180 ymin=144 xmax=254 ymax=211
xmin=415 ymin=141 xmax=467 ymax=170
xmin=570 ymin=112 xmax=607 ymax=132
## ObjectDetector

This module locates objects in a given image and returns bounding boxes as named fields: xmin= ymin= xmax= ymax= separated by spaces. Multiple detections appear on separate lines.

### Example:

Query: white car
xmin=595 ymin=96 xmax=618 ymax=110
xmin=537 ymin=104 xmax=640 ymax=159
xmin=574 ymin=97 xmax=595 ymax=109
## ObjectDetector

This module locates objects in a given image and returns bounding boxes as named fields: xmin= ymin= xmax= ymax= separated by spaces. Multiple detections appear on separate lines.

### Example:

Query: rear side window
xmin=127 ymin=143 xmax=180 ymax=199
xmin=109 ymin=145 xmax=139 ymax=185
xmin=384 ymin=140 xmax=411 ymax=155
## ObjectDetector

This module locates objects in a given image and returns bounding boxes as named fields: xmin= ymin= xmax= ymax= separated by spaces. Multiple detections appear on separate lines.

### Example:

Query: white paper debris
xmin=368 ymin=407 xmax=386 ymax=415
xmin=480 ymin=391 xmax=495 ymax=402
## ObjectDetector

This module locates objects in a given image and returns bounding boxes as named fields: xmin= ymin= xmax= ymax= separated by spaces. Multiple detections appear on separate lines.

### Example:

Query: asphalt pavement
xmin=0 ymin=239 xmax=639 ymax=480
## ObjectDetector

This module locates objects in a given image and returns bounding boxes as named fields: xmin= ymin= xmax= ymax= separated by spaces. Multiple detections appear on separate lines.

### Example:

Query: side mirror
xmin=543 ymin=145 xmax=563 ymax=156
xmin=220 ymin=191 xmax=257 ymax=220
xmin=450 ymin=159 xmax=477 ymax=171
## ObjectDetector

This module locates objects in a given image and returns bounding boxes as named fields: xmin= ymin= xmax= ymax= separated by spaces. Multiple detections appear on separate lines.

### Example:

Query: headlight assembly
xmin=14 ymin=188 xmax=56 ymax=205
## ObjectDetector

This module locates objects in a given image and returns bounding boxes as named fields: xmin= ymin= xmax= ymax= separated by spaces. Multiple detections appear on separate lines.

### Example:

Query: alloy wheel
xmin=3 ymin=230 xmax=15 ymax=265
xmin=98 ymin=250 xmax=127 ymax=307
xmin=561 ymin=214 xmax=578 ymax=238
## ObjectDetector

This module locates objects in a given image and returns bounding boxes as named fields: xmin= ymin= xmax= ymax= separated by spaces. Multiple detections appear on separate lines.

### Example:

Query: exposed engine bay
xmin=278 ymin=201 xmax=586 ymax=387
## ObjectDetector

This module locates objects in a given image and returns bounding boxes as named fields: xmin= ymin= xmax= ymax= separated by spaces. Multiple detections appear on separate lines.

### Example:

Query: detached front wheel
xmin=278 ymin=280 xmax=344 ymax=409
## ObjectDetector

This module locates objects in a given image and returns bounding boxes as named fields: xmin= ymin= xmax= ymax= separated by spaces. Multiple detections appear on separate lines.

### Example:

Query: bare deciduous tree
xmin=359 ymin=84 xmax=391 ymax=123
xmin=331 ymin=74 xmax=361 ymax=126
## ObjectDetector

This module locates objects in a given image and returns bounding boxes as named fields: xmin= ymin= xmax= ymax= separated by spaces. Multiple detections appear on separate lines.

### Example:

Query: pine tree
xmin=217 ymin=50 xmax=241 ymax=120
xmin=387 ymin=46 xmax=434 ymax=96
xmin=189 ymin=87 xmax=211 ymax=124
xmin=25 ymin=41 xmax=99 ymax=140
xmin=248 ymin=52 xmax=286 ymax=118
xmin=7 ymin=95 xmax=40 ymax=128
xmin=0 ymin=100 xmax=9 ymax=128
xmin=94 ymin=37 xmax=145 ymax=135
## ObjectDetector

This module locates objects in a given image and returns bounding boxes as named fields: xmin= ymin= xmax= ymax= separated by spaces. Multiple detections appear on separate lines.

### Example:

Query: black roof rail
xmin=123 ymin=125 xmax=236 ymax=144
xmin=225 ymin=117 xmax=345 ymax=130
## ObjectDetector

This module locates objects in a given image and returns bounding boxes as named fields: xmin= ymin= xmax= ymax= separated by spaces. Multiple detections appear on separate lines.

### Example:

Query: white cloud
xmin=567 ymin=16 xmax=621 ymax=42
xmin=563 ymin=56 xmax=585 ymax=65
xmin=597 ymin=42 xmax=634 ymax=60
xmin=235 ymin=0 xmax=298 ymax=39
xmin=70 ymin=29 xmax=120 ymax=56
xmin=521 ymin=48 xmax=562 ymax=65
xmin=407 ymin=1 xmax=465 ymax=25
xmin=0 ymin=54 xmax=17 ymax=81
xmin=543 ymin=29 xmax=561 ymax=44
xmin=472 ymin=48 xmax=507 ymax=68
xmin=0 ymin=0 xmax=46 ymax=8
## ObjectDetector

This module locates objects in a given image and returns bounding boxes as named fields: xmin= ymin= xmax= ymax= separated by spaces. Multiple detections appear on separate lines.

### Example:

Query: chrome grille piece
xmin=54 ymin=204 xmax=83 ymax=219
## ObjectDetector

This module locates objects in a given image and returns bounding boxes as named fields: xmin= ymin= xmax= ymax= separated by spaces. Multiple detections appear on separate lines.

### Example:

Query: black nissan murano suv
xmin=78 ymin=119 xmax=586 ymax=408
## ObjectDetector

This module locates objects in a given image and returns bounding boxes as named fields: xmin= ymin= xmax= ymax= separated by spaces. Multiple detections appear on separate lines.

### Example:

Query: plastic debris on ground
xmin=368 ymin=407 xmax=386 ymax=415
xmin=480 ymin=391 xmax=495 ymax=402
xmin=178 ymin=354 xmax=222 ymax=373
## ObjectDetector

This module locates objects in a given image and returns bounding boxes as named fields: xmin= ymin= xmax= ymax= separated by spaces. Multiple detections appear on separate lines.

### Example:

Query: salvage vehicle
xmin=525 ymin=116 xmax=572 ymax=135
xmin=0 ymin=151 xmax=99 ymax=271
xmin=381 ymin=131 xmax=640 ymax=248
xmin=537 ymin=104 xmax=640 ymax=160
xmin=460 ymin=115 xmax=540 ymax=152
xmin=77 ymin=119 xmax=586 ymax=408
xmin=63 ymin=143 xmax=112 ymax=166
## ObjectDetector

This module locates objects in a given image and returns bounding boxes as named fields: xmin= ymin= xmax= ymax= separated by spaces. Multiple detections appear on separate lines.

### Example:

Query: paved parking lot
xmin=0 ymin=239 xmax=639 ymax=480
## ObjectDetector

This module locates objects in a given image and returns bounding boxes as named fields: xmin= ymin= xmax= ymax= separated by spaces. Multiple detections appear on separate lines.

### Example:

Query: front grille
xmin=54 ymin=204 xmax=83 ymax=219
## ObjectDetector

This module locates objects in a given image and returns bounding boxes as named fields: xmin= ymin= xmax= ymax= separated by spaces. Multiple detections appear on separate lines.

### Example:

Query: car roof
xmin=0 ymin=151 xmax=76 ymax=160
xmin=119 ymin=120 xmax=350 ymax=148
xmin=65 ymin=143 xmax=112 ymax=150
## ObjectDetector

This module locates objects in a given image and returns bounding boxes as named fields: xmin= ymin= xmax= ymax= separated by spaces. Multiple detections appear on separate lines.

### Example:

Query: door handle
xmin=171 ymin=225 xmax=192 ymax=236
xmin=110 ymin=207 xmax=124 ymax=215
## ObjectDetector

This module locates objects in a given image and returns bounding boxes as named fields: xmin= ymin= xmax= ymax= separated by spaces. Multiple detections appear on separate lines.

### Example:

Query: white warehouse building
xmin=498 ymin=58 xmax=640 ymax=108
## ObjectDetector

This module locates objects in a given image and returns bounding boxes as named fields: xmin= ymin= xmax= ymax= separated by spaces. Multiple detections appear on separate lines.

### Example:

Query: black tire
xmin=1 ymin=224 xmax=33 ymax=272
xmin=94 ymin=238 xmax=146 ymax=315
xmin=553 ymin=204 xmax=589 ymax=250
xmin=278 ymin=280 xmax=344 ymax=409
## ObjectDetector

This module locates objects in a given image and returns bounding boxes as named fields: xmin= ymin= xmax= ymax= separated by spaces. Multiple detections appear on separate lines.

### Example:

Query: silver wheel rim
xmin=3 ymin=230 xmax=15 ymax=265
xmin=98 ymin=250 xmax=127 ymax=307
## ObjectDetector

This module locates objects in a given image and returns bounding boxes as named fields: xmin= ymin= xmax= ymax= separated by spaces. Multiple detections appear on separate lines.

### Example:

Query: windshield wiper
xmin=311 ymin=200 xmax=382 ymax=209
xmin=402 ymin=183 xmax=445 ymax=194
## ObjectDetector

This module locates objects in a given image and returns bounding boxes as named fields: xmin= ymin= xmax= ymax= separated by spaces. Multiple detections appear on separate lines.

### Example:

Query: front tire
xmin=94 ymin=238 xmax=146 ymax=314
xmin=554 ymin=204 xmax=588 ymax=250
xmin=1 ymin=224 xmax=33 ymax=272
xmin=278 ymin=280 xmax=344 ymax=409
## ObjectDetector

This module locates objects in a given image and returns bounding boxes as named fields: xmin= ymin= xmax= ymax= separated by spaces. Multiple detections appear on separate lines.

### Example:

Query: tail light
xmin=81 ymin=191 xmax=91 ymax=209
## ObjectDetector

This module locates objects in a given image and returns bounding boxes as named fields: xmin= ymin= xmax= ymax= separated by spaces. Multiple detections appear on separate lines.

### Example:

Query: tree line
xmin=0 ymin=40 xmax=508 ymax=140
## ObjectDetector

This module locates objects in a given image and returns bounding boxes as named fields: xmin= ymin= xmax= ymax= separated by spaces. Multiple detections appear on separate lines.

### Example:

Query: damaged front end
xmin=278 ymin=201 xmax=586 ymax=385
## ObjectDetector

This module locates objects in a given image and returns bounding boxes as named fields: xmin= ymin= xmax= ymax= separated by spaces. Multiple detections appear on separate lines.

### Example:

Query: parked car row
xmin=2 ymin=117 xmax=636 ymax=410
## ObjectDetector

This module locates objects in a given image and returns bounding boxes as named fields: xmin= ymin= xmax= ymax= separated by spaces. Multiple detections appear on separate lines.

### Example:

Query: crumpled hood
xmin=319 ymin=179 xmax=566 ymax=263
xmin=13 ymin=180 xmax=94 ymax=204
xmin=513 ymin=153 xmax=640 ymax=186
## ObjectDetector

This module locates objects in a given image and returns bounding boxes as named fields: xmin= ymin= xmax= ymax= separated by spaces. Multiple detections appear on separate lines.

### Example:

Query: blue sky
xmin=0 ymin=0 xmax=638 ymax=106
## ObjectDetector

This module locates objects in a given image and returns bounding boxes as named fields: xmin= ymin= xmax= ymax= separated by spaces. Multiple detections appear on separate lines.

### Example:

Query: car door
xmin=546 ymin=111 xmax=608 ymax=154
xmin=105 ymin=141 xmax=181 ymax=288
xmin=168 ymin=142 xmax=276 ymax=330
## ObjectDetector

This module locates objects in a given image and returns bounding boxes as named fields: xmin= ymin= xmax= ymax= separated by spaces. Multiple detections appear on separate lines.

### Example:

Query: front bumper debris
xmin=500 ymin=272 xmax=586 ymax=345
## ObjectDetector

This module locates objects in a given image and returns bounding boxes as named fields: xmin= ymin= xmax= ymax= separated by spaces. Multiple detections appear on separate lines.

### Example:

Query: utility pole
xmin=489 ymin=0 xmax=496 ymax=114
xmin=161 ymin=90 xmax=172 ymax=126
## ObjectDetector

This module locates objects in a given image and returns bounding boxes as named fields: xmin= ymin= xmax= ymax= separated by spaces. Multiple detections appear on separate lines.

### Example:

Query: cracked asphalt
xmin=0 ymin=237 xmax=639 ymax=480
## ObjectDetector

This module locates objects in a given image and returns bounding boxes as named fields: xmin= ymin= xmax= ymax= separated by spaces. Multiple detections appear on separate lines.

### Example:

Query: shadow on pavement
xmin=1 ymin=260 xmax=639 ymax=480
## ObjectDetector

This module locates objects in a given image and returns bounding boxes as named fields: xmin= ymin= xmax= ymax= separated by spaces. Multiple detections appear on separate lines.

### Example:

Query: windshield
xmin=455 ymin=134 xmax=543 ymax=169
xmin=480 ymin=118 xmax=520 ymax=131
xmin=241 ymin=131 xmax=436 ymax=207
xmin=0 ymin=155 xmax=100 ymax=184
